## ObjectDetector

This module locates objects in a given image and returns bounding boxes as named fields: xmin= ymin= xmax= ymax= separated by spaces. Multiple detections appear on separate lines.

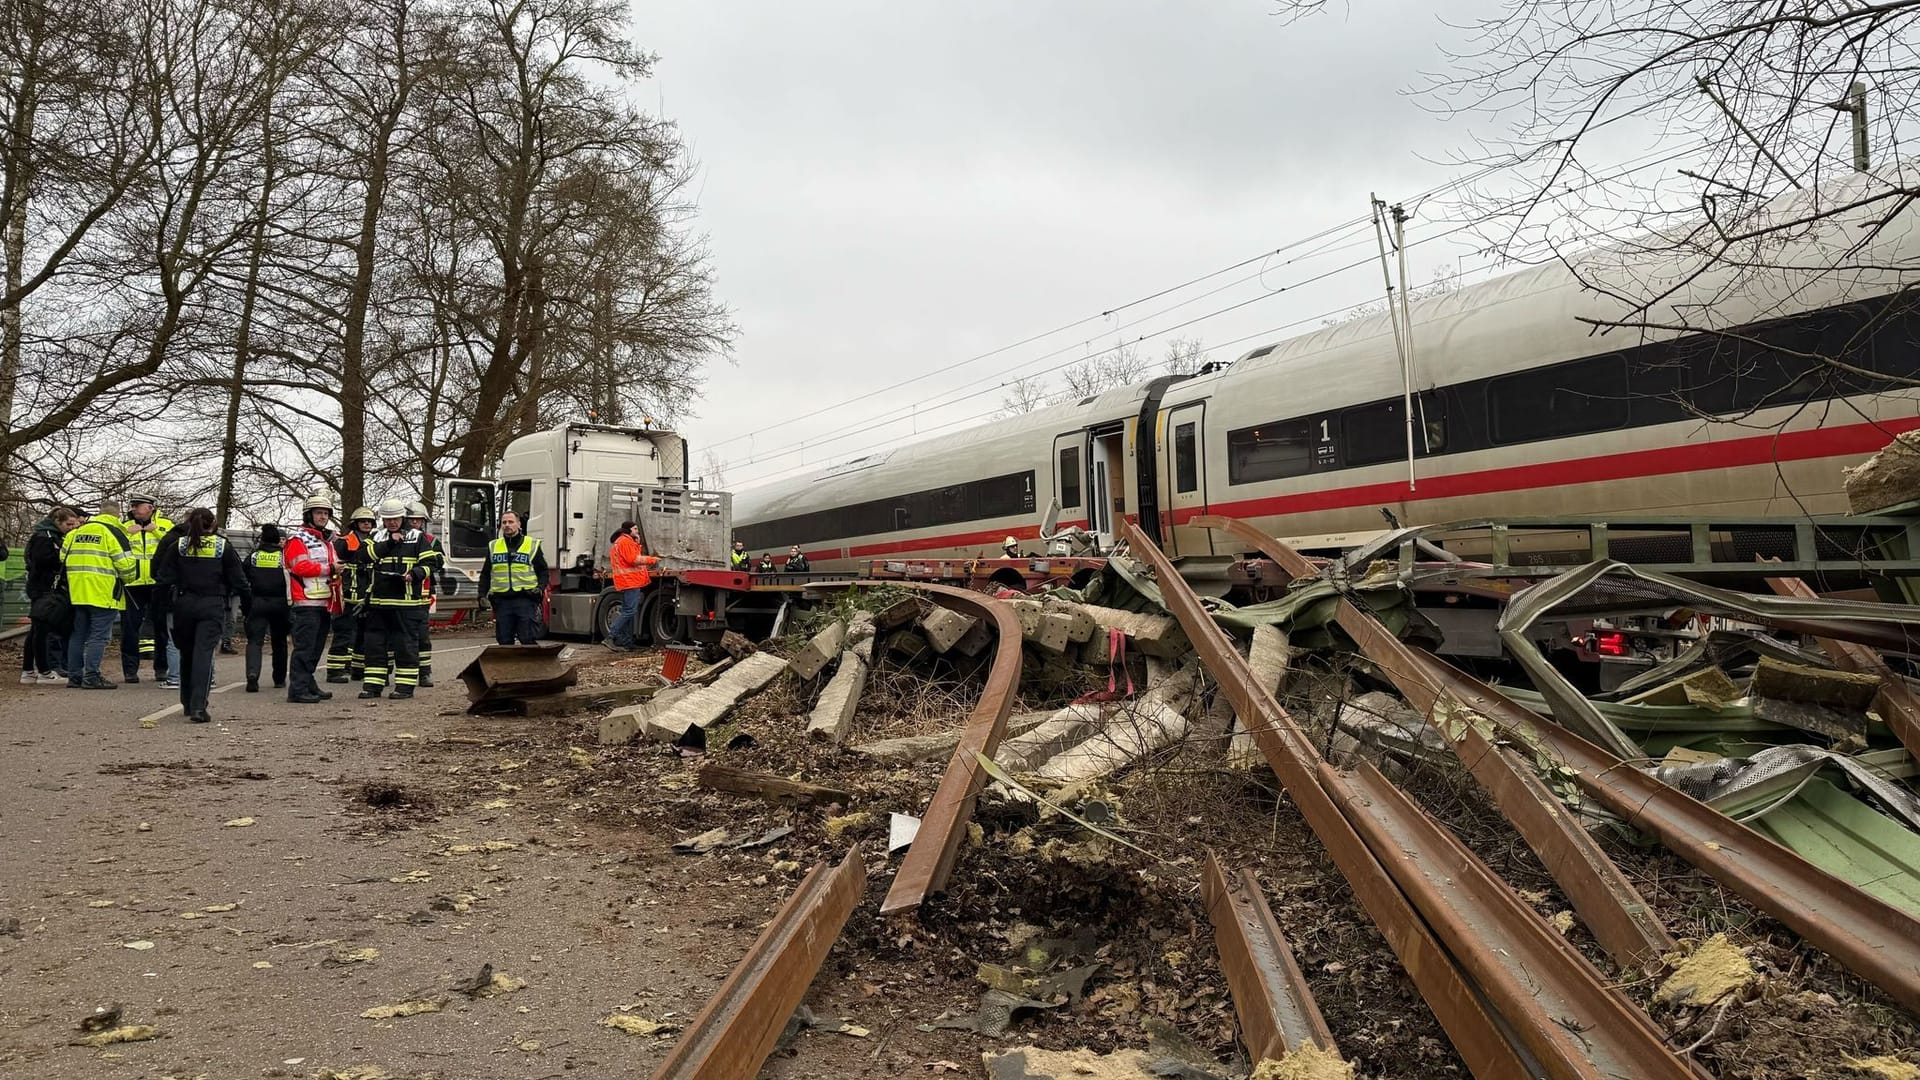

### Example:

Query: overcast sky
xmin=635 ymin=1 xmax=1565 ymax=491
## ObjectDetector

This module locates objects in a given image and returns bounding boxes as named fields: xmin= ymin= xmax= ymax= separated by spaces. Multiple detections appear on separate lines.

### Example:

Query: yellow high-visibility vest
xmin=487 ymin=536 xmax=541 ymax=594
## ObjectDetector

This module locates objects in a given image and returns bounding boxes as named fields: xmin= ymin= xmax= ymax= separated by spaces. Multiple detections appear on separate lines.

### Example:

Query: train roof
xmin=738 ymin=167 xmax=1920 ymax=519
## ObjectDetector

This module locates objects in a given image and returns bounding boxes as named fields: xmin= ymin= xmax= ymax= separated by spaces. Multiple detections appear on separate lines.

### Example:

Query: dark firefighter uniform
xmin=360 ymin=509 xmax=438 ymax=700
xmin=330 ymin=509 xmax=376 ymax=682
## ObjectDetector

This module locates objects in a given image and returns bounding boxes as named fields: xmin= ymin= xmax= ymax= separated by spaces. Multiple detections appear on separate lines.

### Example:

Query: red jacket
xmin=283 ymin=526 xmax=342 ymax=613
xmin=609 ymin=533 xmax=658 ymax=590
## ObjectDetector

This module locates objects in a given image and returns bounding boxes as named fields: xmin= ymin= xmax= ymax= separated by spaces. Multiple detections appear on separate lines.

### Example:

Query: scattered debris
xmin=982 ymin=1045 xmax=1159 ymax=1079
xmin=1844 ymin=1055 xmax=1920 ymax=1080
xmin=925 ymin=988 xmax=1060 ymax=1037
xmin=223 ymin=817 xmax=255 ymax=828
xmin=696 ymin=762 xmax=850 ymax=806
xmin=602 ymin=1014 xmax=677 ymax=1037
xmin=72 ymin=1024 xmax=159 ymax=1048
xmin=323 ymin=947 xmax=378 ymax=968
xmin=1250 ymin=1047 xmax=1357 ymax=1080
xmin=671 ymin=827 xmax=732 ymax=854
xmin=76 ymin=1004 xmax=123 ymax=1033
xmin=1657 ymin=935 xmax=1756 ymax=1007
xmin=122 ymin=940 xmax=155 ymax=951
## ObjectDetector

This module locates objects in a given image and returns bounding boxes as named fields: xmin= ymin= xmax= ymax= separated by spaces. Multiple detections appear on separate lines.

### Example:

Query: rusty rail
xmin=816 ymin=581 xmax=1023 ymax=915
xmin=1123 ymin=520 xmax=1706 ymax=1079
xmin=650 ymin=849 xmax=867 ymax=1080
xmin=1198 ymin=514 xmax=1673 ymax=970
xmin=1766 ymin=573 xmax=1920 ymax=759
xmin=1201 ymin=851 xmax=1339 ymax=1062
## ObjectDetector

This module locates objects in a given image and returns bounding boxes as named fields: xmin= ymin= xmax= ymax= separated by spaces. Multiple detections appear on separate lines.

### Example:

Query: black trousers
xmin=246 ymin=606 xmax=291 ymax=686
xmin=171 ymin=599 xmax=224 ymax=716
xmin=328 ymin=609 xmax=363 ymax=680
xmin=23 ymin=616 xmax=57 ymax=673
xmin=493 ymin=593 xmax=540 ymax=645
xmin=362 ymin=605 xmax=426 ymax=692
xmin=121 ymin=584 xmax=166 ymax=679
xmin=289 ymin=606 xmax=329 ymax=698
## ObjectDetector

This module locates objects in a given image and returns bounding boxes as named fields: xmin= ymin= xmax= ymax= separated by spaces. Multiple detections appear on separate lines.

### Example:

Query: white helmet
xmin=303 ymin=491 xmax=335 ymax=513
xmin=376 ymin=497 xmax=408 ymax=519
xmin=1003 ymin=536 xmax=1018 ymax=547
xmin=405 ymin=500 xmax=429 ymax=520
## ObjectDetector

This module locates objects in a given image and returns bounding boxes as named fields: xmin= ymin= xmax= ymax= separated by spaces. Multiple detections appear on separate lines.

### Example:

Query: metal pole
xmin=1392 ymin=203 xmax=1416 ymax=491
xmin=1369 ymin=198 xmax=1412 ymax=490
xmin=1841 ymin=81 xmax=1869 ymax=172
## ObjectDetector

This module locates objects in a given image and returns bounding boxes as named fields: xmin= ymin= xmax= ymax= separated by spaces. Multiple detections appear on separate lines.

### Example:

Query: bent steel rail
xmin=1202 ymin=850 xmax=1340 ymax=1062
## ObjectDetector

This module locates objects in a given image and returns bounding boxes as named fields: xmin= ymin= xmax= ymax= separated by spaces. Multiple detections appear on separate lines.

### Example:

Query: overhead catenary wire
xmin=725 ymin=139 xmax=1719 ymax=489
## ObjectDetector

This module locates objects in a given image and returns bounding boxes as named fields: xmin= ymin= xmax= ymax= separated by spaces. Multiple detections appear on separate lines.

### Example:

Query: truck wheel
xmin=646 ymin=588 xmax=687 ymax=645
xmin=593 ymin=592 xmax=620 ymax=643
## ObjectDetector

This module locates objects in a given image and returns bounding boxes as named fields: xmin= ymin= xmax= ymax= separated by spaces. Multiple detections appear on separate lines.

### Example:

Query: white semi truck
xmin=437 ymin=423 xmax=734 ymax=642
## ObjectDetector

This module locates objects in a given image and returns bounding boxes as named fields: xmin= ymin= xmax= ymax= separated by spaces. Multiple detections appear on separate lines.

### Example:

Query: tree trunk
xmin=217 ymin=98 xmax=280 ymax=521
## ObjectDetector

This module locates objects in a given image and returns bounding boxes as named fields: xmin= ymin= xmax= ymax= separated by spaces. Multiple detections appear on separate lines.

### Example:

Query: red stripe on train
xmin=819 ymin=418 xmax=1920 ymax=559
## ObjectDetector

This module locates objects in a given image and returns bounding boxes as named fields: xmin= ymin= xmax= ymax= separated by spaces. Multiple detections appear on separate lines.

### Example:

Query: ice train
xmin=735 ymin=175 xmax=1920 ymax=568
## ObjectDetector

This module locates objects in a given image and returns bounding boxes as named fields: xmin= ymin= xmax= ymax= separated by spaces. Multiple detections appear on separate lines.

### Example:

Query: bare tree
xmin=1061 ymin=343 xmax=1150 ymax=399
xmin=997 ymin=375 xmax=1053 ymax=417
xmin=1161 ymin=335 xmax=1208 ymax=375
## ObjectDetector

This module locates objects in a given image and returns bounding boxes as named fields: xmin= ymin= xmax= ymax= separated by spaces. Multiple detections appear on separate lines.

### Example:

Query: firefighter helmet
xmin=349 ymin=506 xmax=376 ymax=524
xmin=404 ymin=500 xmax=430 ymax=520
xmin=376 ymin=497 xmax=407 ymax=519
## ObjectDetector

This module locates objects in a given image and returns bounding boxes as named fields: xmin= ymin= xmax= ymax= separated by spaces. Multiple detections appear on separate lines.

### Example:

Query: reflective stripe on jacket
xmin=283 ymin=527 xmax=339 ymax=610
xmin=487 ymin=536 xmax=542 ymax=594
xmin=610 ymin=534 xmax=656 ymax=590
xmin=124 ymin=516 xmax=174 ymax=586
xmin=62 ymin=519 xmax=137 ymax=609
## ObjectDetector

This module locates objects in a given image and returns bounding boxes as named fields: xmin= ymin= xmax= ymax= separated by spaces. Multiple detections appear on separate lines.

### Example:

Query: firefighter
xmin=405 ymin=500 xmax=445 ymax=686
xmin=360 ymin=498 xmax=431 ymax=700
xmin=62 ymin=504 xmax=139 ymax=688
xmin=730 ymin=539 xmax=749 ymax=570
xmin=282 ymin=492 xmax=340 ymax=704
xmin=329 ymin=507 xmax=376 ymax=683
xmin=784 ymin=545 xmax=810 ymax=573
xmin=242 ymin=523 xmax=290 ymax=693
xmin=120 ymin=493 xmax=175 ymax=686
xmin=152 ymin=507 xmax=249 ymax=724
xmin=479 ymin=510 xmax=548 ymax=645
xmin=1002 ymin=536 xmax=1022 ymax=559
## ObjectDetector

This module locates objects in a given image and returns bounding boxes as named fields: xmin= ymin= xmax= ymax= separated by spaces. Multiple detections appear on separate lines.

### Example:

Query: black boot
xmin=358 ymin=686 xmax=383 ymax=699
xmin=245 ymin=679 xmax=259 ymax=693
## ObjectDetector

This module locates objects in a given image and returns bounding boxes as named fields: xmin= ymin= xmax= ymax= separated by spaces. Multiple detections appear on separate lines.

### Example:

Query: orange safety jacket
xmin=609 ymin=533 xmax=658 ymax=591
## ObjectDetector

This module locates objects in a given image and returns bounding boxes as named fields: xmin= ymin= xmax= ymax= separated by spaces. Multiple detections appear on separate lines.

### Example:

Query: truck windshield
xmin=446 ymin=481 xmax=496 ymax=559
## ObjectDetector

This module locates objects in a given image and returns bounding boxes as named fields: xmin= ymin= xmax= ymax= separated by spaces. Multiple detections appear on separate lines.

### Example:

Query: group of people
xmin=729 ymin=540 xmax=810 ymax=573
xmin=20 ymin=493 xmax=453 ymax=724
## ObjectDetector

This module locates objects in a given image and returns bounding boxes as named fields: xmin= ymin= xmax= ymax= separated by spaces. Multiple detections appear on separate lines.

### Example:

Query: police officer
xmin=243 ymin=523 xmax=290 ymax=693
xmin=756 ymin=553 xmax=776 ymax=573
xmin=152 ymin=507 xmax=249 ymax=723
xmin=730 ymin=540 xmax=749 ymax=570
xmin=329 ymin=507 xmax=376 ymax=683
xmin=405 ymin=501 xmax=445 ymax=686
xmin=120 ymin=493 xmax=175 ymax=685
xmin=784 ymin=545 xmax=810 ymax=573
xmin=360 ymin=498 xmax=432 ymax=700
xmin=62 ymin=504 xmax=139 ymax=689
xmin=479 ymin=510 xmax=547 ymax=645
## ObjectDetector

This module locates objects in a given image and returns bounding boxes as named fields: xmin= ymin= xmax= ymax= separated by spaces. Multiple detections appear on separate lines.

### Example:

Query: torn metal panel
xmin=649 ymin=849 xmax=867 ymax=1080
xmin=1201 ymin=851 xmax=1339 ymax=1062
xmin=1495 ymin=559 xmax=1920 ymax=760
xmin=1453 ymin=673 xmax=1920 ymax=1015
xmin=1127 ymin=519 xmax=1686 ymax=1080
xmin=1196 ymin=515 xmax=1675 ymax=971
xmin=1502 ymin=685 xmax=1783 ymax=735
xmin=1604 ymin=630 xmax=1833 ymax=701
xmin=1751 ymin=778 xmax=1920 ymax=916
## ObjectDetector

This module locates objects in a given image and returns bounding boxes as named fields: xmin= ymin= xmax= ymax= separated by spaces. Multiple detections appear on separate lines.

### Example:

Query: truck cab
xmin=441 ymin=423 xmax=731 ymax=641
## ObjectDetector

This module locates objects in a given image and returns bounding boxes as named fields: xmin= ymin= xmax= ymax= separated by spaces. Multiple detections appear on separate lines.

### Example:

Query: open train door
xmin=1051 ymin=430 xmax=1092 ymax=540
xmin=1160 ymin=401 xmax=1214 ymax=557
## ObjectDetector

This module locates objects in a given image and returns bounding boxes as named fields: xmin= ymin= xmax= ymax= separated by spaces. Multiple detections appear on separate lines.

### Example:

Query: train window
xmin=1058 ymin=446 xmax=1081 ymax=508
xmin=1488 ymin=355 xmax=1629 ymax=444
xmin=1341 ymin=401 xmax=1406 ymax=467
xmin=1174 ymin=423 xmax=1198 ymax=493
xmin=1227 ymin=418 xmax=1313 ymax=484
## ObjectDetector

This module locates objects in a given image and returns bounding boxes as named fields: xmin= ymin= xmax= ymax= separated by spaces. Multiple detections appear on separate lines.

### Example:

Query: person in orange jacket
xmin=604 ymin=520 xmax=658 ymax=650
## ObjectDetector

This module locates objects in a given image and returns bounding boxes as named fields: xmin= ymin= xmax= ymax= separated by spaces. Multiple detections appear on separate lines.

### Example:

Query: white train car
xmin=736 ymin=174 xmax=1920 ymax=568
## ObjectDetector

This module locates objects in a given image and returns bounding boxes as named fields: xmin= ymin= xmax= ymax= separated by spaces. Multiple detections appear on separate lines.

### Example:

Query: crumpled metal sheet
xmin=1655 ymin=745 xmax=1920 ymax=833
xmin=1497 ymin=560 xmax=1920 ymax=761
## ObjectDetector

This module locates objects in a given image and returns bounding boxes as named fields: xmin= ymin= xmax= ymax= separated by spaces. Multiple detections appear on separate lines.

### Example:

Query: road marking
xmin=134 ymin=703 xmax=182 ymax=725
xmin=125 ymin=641 xmax=495 ymax=724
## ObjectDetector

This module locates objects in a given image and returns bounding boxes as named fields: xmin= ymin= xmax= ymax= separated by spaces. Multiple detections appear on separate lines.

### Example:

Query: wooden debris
xmin=790 ymin=619 xmax=848 ymax=681
xmin=640 ymin=652 xmax=788 ymax=743
xmin=852 ymin=711 xmax=1052 ymax=764
xmin=520 ymin=682 xmax=658 ymax=719
xmin=697 ymin=763 xmax=851 ymax=807
xmin=807 ymin=650 xmax=870 ymax=744
xmin=922 ymin=607 xmax=976 ymax=653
